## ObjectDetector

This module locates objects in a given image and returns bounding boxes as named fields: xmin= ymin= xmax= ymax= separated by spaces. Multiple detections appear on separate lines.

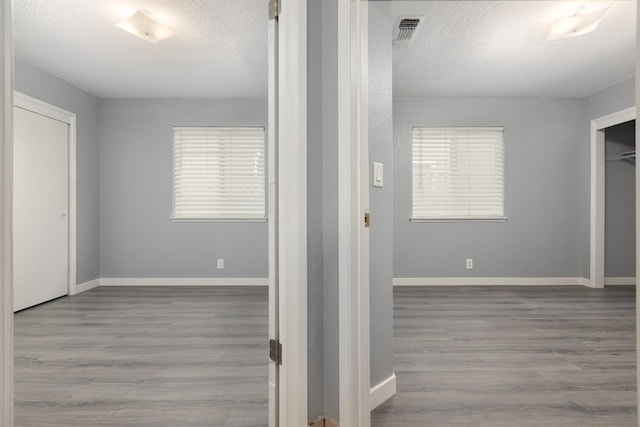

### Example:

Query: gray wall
xmin=369 ymin=2 xmax=394 ymax=388
xmin=98 ymin=99 xmax=268 ymax=278
xmin=15 ymin=58 xmax=100 ymax=284
xmin=307 ymin=0 xmax=325 ymax=420
xmin=394 ymin=98 xmax=584 ymax=278
xmin=581 ymin=78 xmax=636 ymax=278
xmin=605 ymin=120 xmax=636 ymax=277
xmin=322 ymin=0 xmax=340 ymax=420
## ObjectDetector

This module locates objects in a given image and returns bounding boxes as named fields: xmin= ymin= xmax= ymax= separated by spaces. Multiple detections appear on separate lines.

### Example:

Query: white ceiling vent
xmin=393 ymin=16 xmax=423 ymax=48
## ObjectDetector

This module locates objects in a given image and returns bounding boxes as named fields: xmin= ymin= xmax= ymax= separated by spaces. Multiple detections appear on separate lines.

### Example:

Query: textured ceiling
xmin=14 ymin=0 xmax=268 ymax=98
xmin=15 ymin=1 xmax=636 ymax=99
xmin=391 ymin=1 xmax=636 ymax=98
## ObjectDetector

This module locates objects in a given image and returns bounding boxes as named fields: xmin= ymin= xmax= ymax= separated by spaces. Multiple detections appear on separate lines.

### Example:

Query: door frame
xmin=589 ymin=106 xmax=636 ymax=288
xmin=13 ymin=91 xmax=77 ymax=299
xmin=0 ymin=0 xmax=308 ymax=425
xmin=1 ymin=0 xmax=13 ymax=423
xmin=267 ymin=9 xmax=279 ymax=427
xmin=277 ymin=0 xmax=307 ymax=425
xmin=338 ymin=0 xmax=371 ymax=425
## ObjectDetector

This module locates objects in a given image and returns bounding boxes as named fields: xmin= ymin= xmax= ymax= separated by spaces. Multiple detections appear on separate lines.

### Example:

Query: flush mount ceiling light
xmin=116 ymin=10 xmax=175 ymax=44
xmin=547 ymin=6 xmax=609 ymax=41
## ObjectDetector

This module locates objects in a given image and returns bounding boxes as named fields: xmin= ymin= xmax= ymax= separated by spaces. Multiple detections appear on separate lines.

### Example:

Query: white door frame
xmin=0 ymin=0 xmax=13 ymax=427
xmin=13 ymin=91 xmax=77 ymax=299
xmin=267 ymin=9 xmax=279 ymax=427
xmin=1 ymin=0 xmax=13 ymax=424
xmin=0 ymin=0 xmax=308 ymax=425
xmin=272 ymin=0 xmax=308 ymax=425
xmin=338 ymin=0 xmax=371 ymax=425
xmin=589 ymin=106 xmax=636 ymax=289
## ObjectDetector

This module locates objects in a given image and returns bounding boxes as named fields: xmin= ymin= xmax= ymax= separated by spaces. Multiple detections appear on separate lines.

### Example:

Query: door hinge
xmin=269 ymin=0 xmax=280 ymax=19
xmin=269 ymin=339 xmax=282 ymax=365
xmin=364 ymin=210 xmax=370 ymax=228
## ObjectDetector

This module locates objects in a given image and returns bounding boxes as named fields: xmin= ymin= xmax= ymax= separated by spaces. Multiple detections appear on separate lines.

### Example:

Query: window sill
xmin=170 ymin=217 xmax=268 ymax=223
xmin=410 ymin=217 xmax=508 ymax=223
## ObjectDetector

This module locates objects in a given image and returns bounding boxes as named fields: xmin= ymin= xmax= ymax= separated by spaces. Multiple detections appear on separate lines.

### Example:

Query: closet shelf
xmin=619 ymin=150 xmax=636 ymax=164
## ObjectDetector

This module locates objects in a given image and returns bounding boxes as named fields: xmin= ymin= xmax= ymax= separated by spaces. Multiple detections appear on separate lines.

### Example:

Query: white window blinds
xmin=412 ymin=127 xmax=505 ymax=220
xmin=172 ymin=127 xmax=266 ymax=220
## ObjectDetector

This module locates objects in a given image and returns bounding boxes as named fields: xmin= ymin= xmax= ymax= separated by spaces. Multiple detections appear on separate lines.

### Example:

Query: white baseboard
xmin=99 ymin=277 xmax=269 ymax=287
xmin=75 ymin=278 xmax=100 ymax=294
xmin=393 ymin=277 xmax=637 ymax=288
xmin=604 ymin=277 xmax=636 ymax=286
xmin=370 ymin=372 xmax=396 ymax=410
xmin=393 ymin=277 xmax=588 ymax=287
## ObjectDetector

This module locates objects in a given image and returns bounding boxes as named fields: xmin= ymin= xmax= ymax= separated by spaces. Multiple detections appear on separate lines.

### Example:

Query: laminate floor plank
xmin=372 ymin=285 xmax=637 ymax=426
xmin=14 ymin=286 xmax=268 ymax=427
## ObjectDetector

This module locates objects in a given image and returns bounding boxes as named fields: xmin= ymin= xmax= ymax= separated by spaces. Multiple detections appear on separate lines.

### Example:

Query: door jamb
xmin=589 ymin=106 xmax=636 ymax=289
xmin=338 ymin=0 xmax=371 ymax=425
xmin=1 ymin=0 xmax=13 ymax=424
xmin=13 ymin=91 xmax=77 ymax=298
xmin=277 ymin=0 xmax=308 ymax=425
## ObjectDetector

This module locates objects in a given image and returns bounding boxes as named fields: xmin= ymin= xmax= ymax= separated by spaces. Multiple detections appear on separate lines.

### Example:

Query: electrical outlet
xmin=466 ymin=259 xmax=473 ymax=269
xmin=217 ymin=258 xmax=224 ymax=269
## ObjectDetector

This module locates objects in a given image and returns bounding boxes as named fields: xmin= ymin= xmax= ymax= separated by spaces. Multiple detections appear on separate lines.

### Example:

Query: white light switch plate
xmin=373 ymin=162 xmax=383 ymax=188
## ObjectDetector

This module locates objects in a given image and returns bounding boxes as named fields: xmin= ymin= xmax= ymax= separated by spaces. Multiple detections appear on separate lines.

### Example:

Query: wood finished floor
xmin=372 ymin=286 xmax=637 ymax=427
xmin=14 ymin=286 xmax=268 ymax=427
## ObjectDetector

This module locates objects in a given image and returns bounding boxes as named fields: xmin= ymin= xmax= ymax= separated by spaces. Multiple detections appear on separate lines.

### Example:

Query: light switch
xmin=373 ymin=162 xmax=383 ymax=188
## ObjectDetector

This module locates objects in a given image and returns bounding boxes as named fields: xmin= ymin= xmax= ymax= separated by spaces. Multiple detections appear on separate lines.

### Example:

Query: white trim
xmin=394 ymin=277 xmax=590 ymax=287
xmin=278 ymin=0 xmax=308 ymax=425
xmin=590 ymin=106 xmax=636 ymax=290
xmin=636 ymin=7 xmax=640 ymax=418
xmin=339 ymin=1 xmax=371 ymax=426
xmin=0 ymin=0 xmax=13 ymax=424
xmin=604 ymin=277 xmax=636 ymax=286
xmin=99 ymin=277 xmax=269 ymax=287
xmin=267 ymin=12 xmax=279 ymax=427
xmin=411 ymin=217 xmax=508 ymax=223
xmin=13 ymin=92 xmax=74 ymax=125
xmin=369 ymin=372 xmax=396 ymax=411
xmin=75 ymin=279 xmax=100 ymax=294
xmin=13 ymin=91 xmax=77 ymax=297
xmin=170 ymin=218 xmax=267 ymax=223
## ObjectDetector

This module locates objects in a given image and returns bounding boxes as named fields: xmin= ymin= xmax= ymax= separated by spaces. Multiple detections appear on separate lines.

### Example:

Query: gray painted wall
xmin=15 ymin=58 xmax=100 ymax=284
xmin=98 ymin=98 xmax=268 ymax=278
xmin=581 ymin=78 xmax=636 ymax=278
xmin=322 ymin=0 xmax=340 ymax=420
xmin=605 ymin=121 xmax=636 ymax=277
xmin=394 ymin=98 xmax=584 ymax=278
xmin=307 ymin=0 xmax=325 ymax=420
xmin=369 ymin=2 xmax=394 ymax=388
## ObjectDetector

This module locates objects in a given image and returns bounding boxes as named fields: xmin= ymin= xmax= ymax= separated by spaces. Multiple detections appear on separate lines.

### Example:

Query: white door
xmin=13 ymin=105 xmax=69 ymax=311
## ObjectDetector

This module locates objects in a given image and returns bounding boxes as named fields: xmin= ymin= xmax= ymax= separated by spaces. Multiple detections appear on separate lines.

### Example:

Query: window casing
xmin=172 ymin=126 xmax=266 ymax=221
xmin=411 ymin=126 xmax=505 ymax=221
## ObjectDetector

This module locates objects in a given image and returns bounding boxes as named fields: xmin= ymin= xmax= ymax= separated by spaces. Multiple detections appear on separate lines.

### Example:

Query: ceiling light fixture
xmin=116 ymin=10 xmax=175 ymax=45
xmin=547 ymin=6 xmax=609 ymax=41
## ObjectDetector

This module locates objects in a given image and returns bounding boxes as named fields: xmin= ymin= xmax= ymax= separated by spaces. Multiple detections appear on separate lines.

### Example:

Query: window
xmin=172 ymin=126 xmax=266 ymax=221
xmin=412 ymin=126 xmax=505 ymax=221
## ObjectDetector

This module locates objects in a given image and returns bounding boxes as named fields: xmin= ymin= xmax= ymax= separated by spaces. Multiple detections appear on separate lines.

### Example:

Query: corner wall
xmin=369 ymin=1 xmax=394 ymax=390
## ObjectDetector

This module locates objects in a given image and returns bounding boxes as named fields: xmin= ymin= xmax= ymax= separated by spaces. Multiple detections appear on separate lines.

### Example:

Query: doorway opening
xmin=591 ymin=107 xmax=637 ymax=288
